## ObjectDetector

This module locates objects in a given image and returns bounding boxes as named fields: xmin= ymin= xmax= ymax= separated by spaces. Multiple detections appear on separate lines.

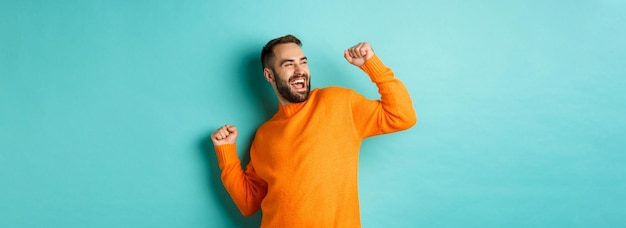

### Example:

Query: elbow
xmin=404 ymin=105 xmax=418 ymax=129
xmin=406 ymin=113 xmax=418 ymax=129
xmin=387 ymin=102 xmax=418 ymax=131
xmin=387 ymin=111 xmax=417 ymax=131
xmin=238 ymin=204 xmax=260 ymax=217
xmin=235 ymin=189 xmax=264 ymax=217
xmin=401 ymin=113 xmax=418 ymax=130
xmin=240 ymin=208 xmax=257 ymax=217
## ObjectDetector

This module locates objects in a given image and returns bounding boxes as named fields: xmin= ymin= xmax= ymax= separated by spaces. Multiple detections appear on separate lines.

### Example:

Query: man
xmin=211 ymin=34 xmax=417 ymax=227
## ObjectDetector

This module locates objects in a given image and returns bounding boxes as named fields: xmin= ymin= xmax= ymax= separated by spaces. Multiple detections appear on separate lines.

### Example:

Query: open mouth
xmin=290 ymin=78 xmax=307 ymax=91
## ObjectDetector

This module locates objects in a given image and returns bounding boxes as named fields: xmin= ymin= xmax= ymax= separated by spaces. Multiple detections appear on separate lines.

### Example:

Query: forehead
xmin=273 ymin=43 xmax=305 ymax=60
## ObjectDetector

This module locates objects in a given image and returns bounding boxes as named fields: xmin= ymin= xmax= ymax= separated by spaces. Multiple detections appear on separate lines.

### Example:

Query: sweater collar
xmin=275 ymin=89 xmax=318 ymax=118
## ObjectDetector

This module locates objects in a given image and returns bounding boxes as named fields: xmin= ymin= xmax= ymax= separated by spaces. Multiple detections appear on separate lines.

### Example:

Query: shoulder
xmin=316 ymin=87 xmax=367 ymax=103
xmin=316 ymin=86 xmax=358 ymax=97
xmin=312 ymin=87 xmax=367 ymax=108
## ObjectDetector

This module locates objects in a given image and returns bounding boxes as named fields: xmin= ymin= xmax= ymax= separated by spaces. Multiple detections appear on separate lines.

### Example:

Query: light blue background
xmin=1 ymin=0 xmax=625 ymax=227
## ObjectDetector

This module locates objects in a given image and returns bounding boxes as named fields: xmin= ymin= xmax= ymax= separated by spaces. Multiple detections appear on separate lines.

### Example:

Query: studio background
xmin=1 ymin=0 xmax=625 ymax=227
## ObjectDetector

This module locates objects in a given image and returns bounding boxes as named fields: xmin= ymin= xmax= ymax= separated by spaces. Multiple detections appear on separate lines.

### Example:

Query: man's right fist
xmin=211 ymin=124 xmax=238 ymax=146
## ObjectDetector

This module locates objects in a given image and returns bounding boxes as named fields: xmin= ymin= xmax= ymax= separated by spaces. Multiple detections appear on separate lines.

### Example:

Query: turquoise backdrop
xmin=1 ymin=0 xmax=625 ymax=227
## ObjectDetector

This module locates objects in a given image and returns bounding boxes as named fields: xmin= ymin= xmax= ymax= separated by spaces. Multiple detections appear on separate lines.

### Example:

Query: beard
xmin=273 ymin=69 xmax=311 ymax=103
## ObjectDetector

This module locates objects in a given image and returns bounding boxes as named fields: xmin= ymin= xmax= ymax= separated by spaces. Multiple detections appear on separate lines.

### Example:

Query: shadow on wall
xmin=197 ymin=52 xmax=274 ymax=227
xmin=243 ymin=51 xmax=278 ymax=120
xmin=199 ymin=135 xmax=261 ymax=228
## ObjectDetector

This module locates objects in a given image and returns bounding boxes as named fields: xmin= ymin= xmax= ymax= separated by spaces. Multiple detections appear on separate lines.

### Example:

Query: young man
xmin=211 ymin=35 xmax=417 ymax=227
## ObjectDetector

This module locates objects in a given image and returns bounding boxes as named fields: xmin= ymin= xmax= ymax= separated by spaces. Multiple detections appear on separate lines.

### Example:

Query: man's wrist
xmin=215 ymin=143 xmax=238 ymax=169
xmin=359 ymin=54 xmax=392 ymax=83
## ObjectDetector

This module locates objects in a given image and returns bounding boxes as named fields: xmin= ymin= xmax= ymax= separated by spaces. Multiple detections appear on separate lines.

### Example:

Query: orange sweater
xmin=215 ymin=54 xmax=417 ymax=227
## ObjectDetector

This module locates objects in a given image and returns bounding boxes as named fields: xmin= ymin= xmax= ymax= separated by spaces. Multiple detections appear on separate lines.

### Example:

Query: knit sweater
xmin=214 ymin=54 xmax=417 ymax=227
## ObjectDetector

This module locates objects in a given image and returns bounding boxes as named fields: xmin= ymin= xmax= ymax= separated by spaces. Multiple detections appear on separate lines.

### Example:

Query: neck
xmin=278 ymin=97 xmax=293 ymax=106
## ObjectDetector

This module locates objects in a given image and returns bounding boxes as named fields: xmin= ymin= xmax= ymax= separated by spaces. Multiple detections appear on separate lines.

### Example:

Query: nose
xmin=294 ymin=63 xmax=304 ymax=75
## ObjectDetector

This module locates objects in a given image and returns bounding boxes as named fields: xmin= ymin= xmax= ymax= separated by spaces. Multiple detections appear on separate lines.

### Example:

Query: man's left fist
xmin=344 ymin=42 xmax=374 ymax=67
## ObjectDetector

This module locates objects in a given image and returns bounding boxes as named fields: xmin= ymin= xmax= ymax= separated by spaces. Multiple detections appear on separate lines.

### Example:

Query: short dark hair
xmin=261 ymin=34 xmax=302 ymax=69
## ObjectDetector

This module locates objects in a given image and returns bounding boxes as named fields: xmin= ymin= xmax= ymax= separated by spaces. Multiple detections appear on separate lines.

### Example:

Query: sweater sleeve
xmin=351 ymin=54 xmax=417 ymax=138
xmin=214 ymin=144 xmax=267 ymax=216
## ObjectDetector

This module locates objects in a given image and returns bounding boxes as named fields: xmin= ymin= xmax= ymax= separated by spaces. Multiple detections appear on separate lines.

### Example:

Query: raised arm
xmin=211 ymin=124 xmax=267 ymax=216
xmin=344 ymin=42 xmax=418 ymax=138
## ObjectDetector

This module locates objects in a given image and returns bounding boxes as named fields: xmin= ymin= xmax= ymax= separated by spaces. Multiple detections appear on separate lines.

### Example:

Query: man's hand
xmin=344 ymin=42 xmax=375 ymax=67
xmin=211 ymin=124 xmax=238 ymax=146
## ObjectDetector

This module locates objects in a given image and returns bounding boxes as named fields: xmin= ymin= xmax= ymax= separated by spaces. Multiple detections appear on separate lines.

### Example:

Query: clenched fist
xmin=211 ymin=124 xmax=238 ymax=146
xmin=344 ymin=42 xmax=375 ymax=67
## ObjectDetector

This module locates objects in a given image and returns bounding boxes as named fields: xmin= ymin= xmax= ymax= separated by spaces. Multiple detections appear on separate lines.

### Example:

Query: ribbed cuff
xmin=359 ymin=54 xmax=392 ymax=83
xmin=215 ymin=144 xmax=239 ymax=170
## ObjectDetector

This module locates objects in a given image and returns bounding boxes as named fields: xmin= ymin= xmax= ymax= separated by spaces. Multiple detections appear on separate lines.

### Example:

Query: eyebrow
xmin=279 ymin=57 xmax=308 ymax=66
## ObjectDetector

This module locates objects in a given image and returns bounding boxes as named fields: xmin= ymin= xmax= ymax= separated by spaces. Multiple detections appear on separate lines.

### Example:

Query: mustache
xmin=289 ymin=73 xmax=309 ymax=81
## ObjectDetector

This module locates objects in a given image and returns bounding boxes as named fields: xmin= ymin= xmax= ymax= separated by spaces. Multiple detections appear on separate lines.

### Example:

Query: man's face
xmin=268 ymin=43 xmax=310 ymax=104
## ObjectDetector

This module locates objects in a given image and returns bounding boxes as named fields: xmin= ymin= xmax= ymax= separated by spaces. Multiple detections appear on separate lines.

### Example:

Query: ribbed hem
xmin=215 ymin=144 xmax=239 ymax=170
xmin=359 ymin=54 xmax=392 ymax=83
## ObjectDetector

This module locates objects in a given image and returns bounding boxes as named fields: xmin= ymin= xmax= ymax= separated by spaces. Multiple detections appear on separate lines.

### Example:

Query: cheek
xmin=280 ymin=70 xmax=294 ymax=78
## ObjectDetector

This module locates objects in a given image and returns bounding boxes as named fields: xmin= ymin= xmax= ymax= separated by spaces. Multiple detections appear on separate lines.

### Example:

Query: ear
xmin=263 ymin=68 xmax=274 ymax=83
